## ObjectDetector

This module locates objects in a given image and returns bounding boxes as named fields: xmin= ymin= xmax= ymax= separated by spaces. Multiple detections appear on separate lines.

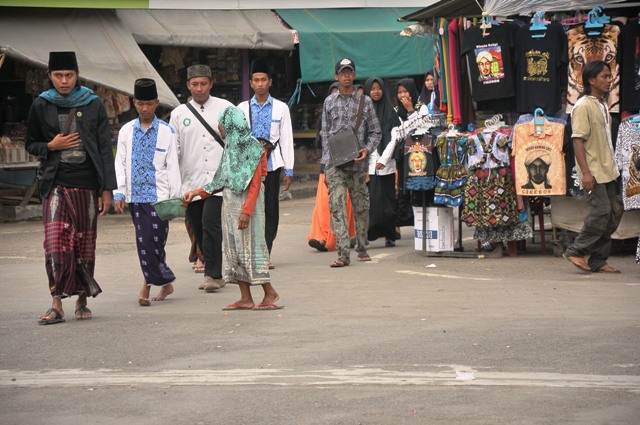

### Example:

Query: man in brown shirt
xmin=564 ymin=60 xmax=622 ymax=273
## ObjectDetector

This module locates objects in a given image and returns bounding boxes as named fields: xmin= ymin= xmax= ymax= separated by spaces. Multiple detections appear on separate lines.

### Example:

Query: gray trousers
xmin=565 ymin=180 xmax=623 ymax=271
xmin=326 ymin=166 xmax=369 ymax=262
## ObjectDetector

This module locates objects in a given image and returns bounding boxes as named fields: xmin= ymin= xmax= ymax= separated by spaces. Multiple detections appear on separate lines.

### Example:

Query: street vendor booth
xmin=394 ymin=0 xmax=639 ymax=260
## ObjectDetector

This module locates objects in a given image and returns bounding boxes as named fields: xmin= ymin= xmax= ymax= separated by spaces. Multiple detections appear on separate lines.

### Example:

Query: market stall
xmin=396 ymin=1 xmax=640 ymax=261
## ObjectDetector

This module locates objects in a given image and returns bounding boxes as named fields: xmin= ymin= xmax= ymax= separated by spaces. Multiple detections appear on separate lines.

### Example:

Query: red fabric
xmin=448 ymin=19 xmax=462 ymax=125
xmin=42 ymin=186 xmax=98 ymax=298
xmin=241 ymin=150 xmax=268 ymax=215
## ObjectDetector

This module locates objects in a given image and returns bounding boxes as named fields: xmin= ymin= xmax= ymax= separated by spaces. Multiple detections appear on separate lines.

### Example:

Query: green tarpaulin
xmin=277 ymin=8 xmax=435 ymax=83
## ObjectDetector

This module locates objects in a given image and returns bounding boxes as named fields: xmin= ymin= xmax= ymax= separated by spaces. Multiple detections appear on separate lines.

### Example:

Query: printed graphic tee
xmin=512 ymin=118 xmax=566 ymax=196
xmin=461 ymin=24 xmax=515 ymax=102
xmin=515 ymin=23 xmax=568 ymax=114
xmin=566 ymin=23 xmax=621 ymax=114
xmin=617 ymin=22 xmax=640 ymax=113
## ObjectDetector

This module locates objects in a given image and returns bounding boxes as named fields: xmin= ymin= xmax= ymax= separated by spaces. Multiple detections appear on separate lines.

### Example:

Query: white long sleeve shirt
xmin=170 ymin=96 xmax=233 ymax=195
xmin=114 ymin=117 xmax=181 ymax=203
xmin=238 ymin=96 xmax=295 ymax=175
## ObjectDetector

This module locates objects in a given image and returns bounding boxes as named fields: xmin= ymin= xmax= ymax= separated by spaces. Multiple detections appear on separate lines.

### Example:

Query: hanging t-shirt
xmin=512 ymin=118 xmax=566 ymax=196
xmin=404 ymin=130 xmax=437 ymax=191
xmin=566 ymin=23 xmax=622 ymax=114
xmin=614 ymin=119 xmax=640 ymax=210
xmin=461 ymin=24 xmax=515 ymax=102
xmin=515 ymin=23 xmax=568 ymax=114
xmin=617 ymin=22 xmax=640 ymax=113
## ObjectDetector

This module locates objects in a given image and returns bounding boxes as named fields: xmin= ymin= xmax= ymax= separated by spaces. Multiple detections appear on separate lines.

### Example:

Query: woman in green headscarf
xmin=182 ymin=106 xmax=283 ymax=310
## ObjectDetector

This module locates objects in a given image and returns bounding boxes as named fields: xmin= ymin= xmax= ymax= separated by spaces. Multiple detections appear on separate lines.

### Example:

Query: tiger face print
xmin=566 ymin=24 xmax=621 ymax=113
xmin=627 ymin=144 xmax=640 ymax=197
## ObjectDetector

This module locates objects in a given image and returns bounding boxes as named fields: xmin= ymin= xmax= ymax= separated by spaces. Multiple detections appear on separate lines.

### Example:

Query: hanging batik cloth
xmin=434 ymin=133 xmax=468 ymax=206
xmin=462 ymin=130 xmax=519 ymax=228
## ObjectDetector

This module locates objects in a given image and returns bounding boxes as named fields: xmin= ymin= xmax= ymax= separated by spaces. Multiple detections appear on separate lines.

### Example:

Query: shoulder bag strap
xmin=63 ymin=108 xmax=77 ymax=135
xmin=185 ymin=102 xmax=225 ymax=148
xmin=353 ymin=95 xmax=365 ymax=133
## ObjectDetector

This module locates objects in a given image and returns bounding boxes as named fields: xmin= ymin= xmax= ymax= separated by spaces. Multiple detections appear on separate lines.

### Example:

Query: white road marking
xmin=396 ymin=270 xmax=494 ymax=281
xmin=1 ymin=368 xmax=638 ymax=391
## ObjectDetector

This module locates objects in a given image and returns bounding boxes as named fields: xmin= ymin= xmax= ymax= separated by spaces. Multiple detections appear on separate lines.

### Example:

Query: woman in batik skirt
xmin=183 ymin=106 xmax=283 ymax=311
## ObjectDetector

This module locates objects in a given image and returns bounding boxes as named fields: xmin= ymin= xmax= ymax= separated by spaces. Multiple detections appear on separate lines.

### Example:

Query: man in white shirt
xmin=238 ymin=58 xmax=294 ymax=268
xmin=170 ymin=65 xmax=233 ymax=292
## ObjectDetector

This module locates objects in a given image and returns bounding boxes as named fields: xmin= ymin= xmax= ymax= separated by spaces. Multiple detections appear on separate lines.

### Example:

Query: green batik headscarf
xmin=201 ymin=106 xmax=264 ymax=195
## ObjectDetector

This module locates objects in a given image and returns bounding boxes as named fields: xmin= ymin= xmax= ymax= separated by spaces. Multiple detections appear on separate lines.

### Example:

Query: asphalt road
xmin=0 ymin=197 xmax=638 ymax=425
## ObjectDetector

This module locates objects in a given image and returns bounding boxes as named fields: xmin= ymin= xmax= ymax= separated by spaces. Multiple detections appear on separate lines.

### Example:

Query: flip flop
xmin=222 ymin=303 xmax=254 ymax=311
xmin=308 ymin=239 xmax=328 ymax=252
xmin=138 ymin=297 xmax=151 ymax=307
xmin=37 ymin=308 xmax=65 ymax=325
xmin=563 ymin=254 xmax=590 ymax=272
xmin=194 ymin=266 xmax=205 ymax=273
xmin=253 ymin=303 xmax=284 ymax=310
xmin=330 ymin=259 xmax=349 ymax=268
xmin=596 ymin=264 xmax=621 ymax=274
xmin=74 ymin=305 xmax=92 ymax=320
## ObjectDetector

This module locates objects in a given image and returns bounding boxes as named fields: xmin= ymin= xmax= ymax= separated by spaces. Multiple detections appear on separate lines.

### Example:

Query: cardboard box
xmin=413 ymin=207 xmax=455 ymax=252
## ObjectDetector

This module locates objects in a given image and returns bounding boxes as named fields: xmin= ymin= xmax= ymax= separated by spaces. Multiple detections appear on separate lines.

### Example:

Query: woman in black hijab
xmin=364 ymin=77 xmax=400 ymax=246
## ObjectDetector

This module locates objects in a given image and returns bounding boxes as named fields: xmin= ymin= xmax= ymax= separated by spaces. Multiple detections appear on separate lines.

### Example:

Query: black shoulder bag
xmin=327 ymin=95 xmax=365 ymax=168
xmin=185 ymin=103 xmax=225 ymax=148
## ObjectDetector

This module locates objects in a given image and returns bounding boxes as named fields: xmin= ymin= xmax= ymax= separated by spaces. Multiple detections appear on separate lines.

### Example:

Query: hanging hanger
xmin=530 ymin=11 xmax=547 ymax=38
xmin=484 ymin=114 xmax=505 ymax=131
xmin=533 ymin=108 xmax=546 ymax=133
xmin=585 ymin=5 xmax=610 ymax=36
xmin=445 ymin=124 xmax=459 ymax=137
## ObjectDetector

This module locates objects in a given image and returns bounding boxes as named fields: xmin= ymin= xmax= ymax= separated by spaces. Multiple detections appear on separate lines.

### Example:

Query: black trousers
xmin=186 ymin=196 xmax=223 ymax=279
xmin=264 ymin=168 xmax=282 ymax=254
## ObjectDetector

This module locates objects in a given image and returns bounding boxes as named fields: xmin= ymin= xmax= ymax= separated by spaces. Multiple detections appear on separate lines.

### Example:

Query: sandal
xmin=74 ymin=305 xmax=92 ymax=320
xmin=37 ymin=308 xmax=65 ymax=325
xmin=357 ymin=253 xmax=371 ymax=261
xmin=194 ymin=265 xmax=205 ymax=273
xmin=330 ymin=259 xmax=349 ymax=268
xmin=308 ymin=239 xmax=328 ymax=252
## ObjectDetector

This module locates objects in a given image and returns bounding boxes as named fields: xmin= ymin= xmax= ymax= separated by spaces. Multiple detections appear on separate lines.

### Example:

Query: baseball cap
xmin=335 ymin=58 xmax=356 ymax=74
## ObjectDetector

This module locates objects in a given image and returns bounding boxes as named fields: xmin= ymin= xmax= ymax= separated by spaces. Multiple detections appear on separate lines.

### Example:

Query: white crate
xmin=413 ymin=207 xmax=455 ymax=252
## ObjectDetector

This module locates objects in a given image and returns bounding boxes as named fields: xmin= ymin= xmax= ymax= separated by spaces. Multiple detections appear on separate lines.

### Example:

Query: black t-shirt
xmin=515 ymin=22 xmax=568 ymax=114
xmin=53 ymin=108 xmax=100 ymax=191
xmin=617 ymin=22 xmax=640 ymax=112
xmin=460 ymin=24 xmax=515 ymax=102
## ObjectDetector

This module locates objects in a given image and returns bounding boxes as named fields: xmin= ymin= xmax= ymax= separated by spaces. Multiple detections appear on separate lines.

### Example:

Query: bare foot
xmin=223 ymin=299 xmax=256 ymax=310
xmin=138 ymin=283 xmax=151 ymax=306
xmin=151 ymin=283 xmax=174 ymax=301
xmin=259 ymin=294 xmax=279 ymax=307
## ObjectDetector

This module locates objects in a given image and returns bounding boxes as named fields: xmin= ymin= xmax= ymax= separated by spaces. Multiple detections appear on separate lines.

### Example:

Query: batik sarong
xmin=222 ymin=186 xmax=270 ymax=285
xmin=130 ymin=203 xmax=175 ymax=286
xmin=42 ymin=185 xmax=100 ymax=298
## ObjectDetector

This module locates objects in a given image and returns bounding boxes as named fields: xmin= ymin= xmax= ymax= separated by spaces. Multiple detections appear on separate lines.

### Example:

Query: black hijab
xmin=364 ymin=77 xmax=399 ymax=155
xmin=419 ymin=72 xmax=434 ymax=106
xmin=396 ymin=78 xmax=420 ymax=121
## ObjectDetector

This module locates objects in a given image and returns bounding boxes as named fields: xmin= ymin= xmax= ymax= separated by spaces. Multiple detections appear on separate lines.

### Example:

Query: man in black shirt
xmin=26 ymin=51 xmax=116 ymax=325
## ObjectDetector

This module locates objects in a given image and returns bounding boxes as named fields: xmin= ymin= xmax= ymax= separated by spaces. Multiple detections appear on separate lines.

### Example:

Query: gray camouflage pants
xmin=326 ymin=166 xmax=369 ymax=262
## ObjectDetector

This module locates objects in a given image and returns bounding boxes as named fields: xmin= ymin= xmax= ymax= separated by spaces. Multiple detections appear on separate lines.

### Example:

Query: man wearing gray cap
xmin=170 ymin=65 xmax=233 ymax=292
xmin=321 ymin=58 xmax=381 ymax=268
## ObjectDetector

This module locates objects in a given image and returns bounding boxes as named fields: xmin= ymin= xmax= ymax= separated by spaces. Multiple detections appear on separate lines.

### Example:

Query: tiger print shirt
xmin=614 ymin=119 xmax=640 ymax=210
xmin=566 ymin=22 xmax=622 ymax=114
